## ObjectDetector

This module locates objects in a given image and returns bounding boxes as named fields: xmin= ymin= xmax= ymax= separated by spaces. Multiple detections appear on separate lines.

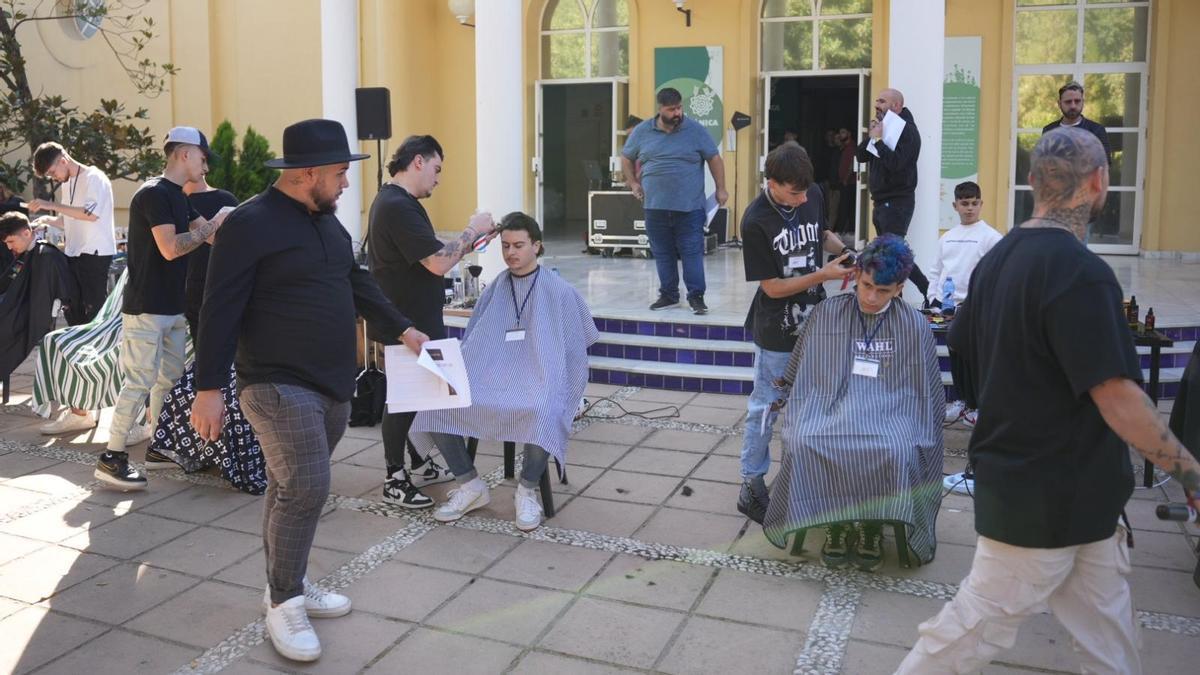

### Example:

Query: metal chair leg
xmin=503 ymin=441 xmax=515 ymax=479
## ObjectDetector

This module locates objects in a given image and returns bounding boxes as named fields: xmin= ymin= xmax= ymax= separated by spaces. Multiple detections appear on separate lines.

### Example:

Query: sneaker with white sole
xmin=410 ymin=457 xmax=455 ymax=488
xmin=262 ymin=579 xmax=351 ymax=619
xmin=40 ymin=410 xmax=97 ymax=435
xmin=264 ymin=595 xmax=321 ymax=662
xmin=944 ymin=400 xmax=967 ymax=423
xmin=514 ymin=485 xmax=544 ymax=532
xmin=382 ymin=470 xmax=434 ymax=509
xmin=962 ymin=409 xmax=978 ymax=428
xmin=125 ymin=424 xmax=152 ymax=447
xmin=433 ymin=480 xmax=490 ymax=522
xmin=94 ymin=451 xmax=147 ymax=491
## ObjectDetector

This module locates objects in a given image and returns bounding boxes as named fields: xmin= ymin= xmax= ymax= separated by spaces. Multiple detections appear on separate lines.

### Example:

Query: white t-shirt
xmin=927 ymin=220 xmax=1004 ymax=306
xmin=57 ymin=164 xmax=116 ymax=257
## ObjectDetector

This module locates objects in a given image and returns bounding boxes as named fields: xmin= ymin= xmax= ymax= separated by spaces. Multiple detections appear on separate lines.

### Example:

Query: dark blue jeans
xmin=871 ymin=196 xmax=929 ymax=297
xmin=644 ymin=208 xmax=706 ymax=302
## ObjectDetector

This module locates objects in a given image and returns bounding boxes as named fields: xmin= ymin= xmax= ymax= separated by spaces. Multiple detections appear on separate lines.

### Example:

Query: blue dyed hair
xmin=856 ymin=234 xmax=914 ymax=286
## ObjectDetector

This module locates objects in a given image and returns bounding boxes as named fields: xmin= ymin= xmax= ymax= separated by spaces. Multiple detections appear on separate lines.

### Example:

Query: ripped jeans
xmin=896 ymin=528 xmax=1141 ymax=675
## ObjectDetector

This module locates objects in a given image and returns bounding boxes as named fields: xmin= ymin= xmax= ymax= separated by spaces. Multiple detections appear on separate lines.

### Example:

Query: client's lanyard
xmin=509 ymin=268 xmax=541 ymax=329
xmin=857 ymin=308 xmax=887 ymax=351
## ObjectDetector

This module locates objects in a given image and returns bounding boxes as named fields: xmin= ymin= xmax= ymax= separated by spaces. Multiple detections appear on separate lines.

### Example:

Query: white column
xmin=474 ymin=0 xmax=524 ymax=282
xmin=888 ymin=0 xmax=944 ymax=303
xmin=320 ymin=0 xmax=363 ymax=243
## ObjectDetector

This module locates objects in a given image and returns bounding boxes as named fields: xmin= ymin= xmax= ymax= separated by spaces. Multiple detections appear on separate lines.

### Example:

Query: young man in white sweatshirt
xmin=928 ymin=181 xmax=1003 ymax=426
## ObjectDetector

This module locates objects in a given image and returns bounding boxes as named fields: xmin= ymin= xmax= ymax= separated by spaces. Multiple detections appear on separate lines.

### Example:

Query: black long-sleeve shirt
xmin=195 ymin=186 xmax=412 ymax=402
xmin=855 ymin=106 xmax=921 ymax=202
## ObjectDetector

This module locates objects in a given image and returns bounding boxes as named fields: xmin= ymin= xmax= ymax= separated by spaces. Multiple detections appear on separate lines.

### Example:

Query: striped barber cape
xmin=31 ymin=271 xmax=193 ymax=416
xmin=412 ymin=267 xmax=598 ymax=466
xmin=762 ymin=294 xmax=945 ymax=564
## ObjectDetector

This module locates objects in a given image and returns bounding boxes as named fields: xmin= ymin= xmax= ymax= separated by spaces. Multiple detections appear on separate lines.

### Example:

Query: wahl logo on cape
xmin=854 ymin=338 xmax=896 ymax=357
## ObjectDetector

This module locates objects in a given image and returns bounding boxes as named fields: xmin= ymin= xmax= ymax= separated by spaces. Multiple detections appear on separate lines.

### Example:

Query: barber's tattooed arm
xmin=1091 ymin=377 xmax=1200 ymax=496
xmin=174 ymin=219 xmax=219 ymax=256
xmin=431 ymin=227 xmax=477 ymax=264
xmin=421 ymin=211 xmax=495 ymax=276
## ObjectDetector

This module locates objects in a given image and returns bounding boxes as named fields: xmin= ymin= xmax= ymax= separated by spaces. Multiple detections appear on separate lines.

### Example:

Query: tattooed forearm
xmin=174 ymin=220 xmax=218 ymax=257
xmin=432 ymin=228 xmax=477 ymax=261
xmin=1094 ymin=377 xmax=1200 ymax=494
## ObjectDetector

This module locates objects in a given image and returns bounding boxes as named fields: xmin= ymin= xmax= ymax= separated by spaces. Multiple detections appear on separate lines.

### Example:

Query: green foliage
xmin=205 ymin=122 xmax=279 ymax=201
xmin=0 ymin=0 xmax=175 ymax=194
xmin=206 ymin=121 xmax=237 ymax=191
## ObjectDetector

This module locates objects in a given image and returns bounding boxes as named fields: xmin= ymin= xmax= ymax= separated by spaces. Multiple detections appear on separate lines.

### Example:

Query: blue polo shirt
xmin=622 ymin=116 xmax=719 ymax=213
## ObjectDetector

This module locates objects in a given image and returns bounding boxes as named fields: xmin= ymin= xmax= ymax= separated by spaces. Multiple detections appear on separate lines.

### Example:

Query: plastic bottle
xmin=1127 ymin=295 xmax=1139 ymax=327
xmin=1145 ymin=307 xmax=1156 ymax=332
xmin=942 ymin=277 xmax=956 ymax=313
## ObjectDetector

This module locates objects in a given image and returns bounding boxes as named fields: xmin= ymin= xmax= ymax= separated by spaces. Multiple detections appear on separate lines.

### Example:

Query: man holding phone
xmin=735 ymin=142 xmax=852 ymax=522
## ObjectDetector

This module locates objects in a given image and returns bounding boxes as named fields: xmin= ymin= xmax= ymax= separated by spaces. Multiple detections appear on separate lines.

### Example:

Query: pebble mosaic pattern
xmin=3 ymin=389 xmax=1199 ymax=674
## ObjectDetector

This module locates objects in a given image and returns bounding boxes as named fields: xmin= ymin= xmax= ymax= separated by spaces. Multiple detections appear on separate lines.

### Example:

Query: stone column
xmin=888 ymin=0 xmax=944 ymax=302
xmin=474 ymin=0 xmax=524 ymax=282
xmin=320 ymin=0 xmax=363 ymax=243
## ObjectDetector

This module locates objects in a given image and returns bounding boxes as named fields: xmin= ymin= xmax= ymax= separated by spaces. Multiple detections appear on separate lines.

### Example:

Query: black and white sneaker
xmin=688 ymin=296 xmax=708 ymax=315
xmin=144 ymin=447 xmax=178 ymax=471
xmin=382 ymin=471 xmax=434 ymax=509
xmin=410 ymin=457 xmax=455 ymax=488
xmin=94 ymin=451 xmax=148 ymax=491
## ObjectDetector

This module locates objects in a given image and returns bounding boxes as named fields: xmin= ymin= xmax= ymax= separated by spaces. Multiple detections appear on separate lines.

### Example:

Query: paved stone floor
xmin=1 ymin=357 xmax=1197 ymax=674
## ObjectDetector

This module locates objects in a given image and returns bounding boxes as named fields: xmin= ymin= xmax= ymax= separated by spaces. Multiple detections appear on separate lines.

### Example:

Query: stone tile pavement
xmin=0 ymin=358 xmax=1197 ymax=674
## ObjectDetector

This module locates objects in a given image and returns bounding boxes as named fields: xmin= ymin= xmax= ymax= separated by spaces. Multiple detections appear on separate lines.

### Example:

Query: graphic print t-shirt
xmin=741 ymin=186 xmax=828 ymax=352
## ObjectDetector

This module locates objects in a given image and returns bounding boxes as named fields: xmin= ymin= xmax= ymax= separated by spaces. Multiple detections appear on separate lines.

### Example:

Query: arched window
xmin=760 ymin=0 xmax=872 ymax=71
xmin=541 ymin=0 xmax=629 ymax=79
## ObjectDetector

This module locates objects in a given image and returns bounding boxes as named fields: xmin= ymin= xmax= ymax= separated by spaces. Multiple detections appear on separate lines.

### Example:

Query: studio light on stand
xmin=724 ymin=110 xmax=753 ymax=248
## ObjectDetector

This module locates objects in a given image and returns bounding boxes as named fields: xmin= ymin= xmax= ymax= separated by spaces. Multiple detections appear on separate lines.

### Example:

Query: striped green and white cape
xmin=31 ymin=271 xmax=195 ymax=416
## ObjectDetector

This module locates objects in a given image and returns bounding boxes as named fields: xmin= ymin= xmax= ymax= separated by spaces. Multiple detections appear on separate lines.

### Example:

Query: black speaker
xmin=355 ymin=87 xmax=391 ymax=140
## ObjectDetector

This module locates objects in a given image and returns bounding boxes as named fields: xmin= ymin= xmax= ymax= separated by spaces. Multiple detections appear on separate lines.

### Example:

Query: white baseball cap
xmin=164 ymin=126 xmax=218 ymax=161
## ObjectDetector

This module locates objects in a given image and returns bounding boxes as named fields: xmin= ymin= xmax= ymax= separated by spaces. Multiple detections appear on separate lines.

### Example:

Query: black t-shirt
xmin=740 ymin=186 xmax=828 ymax=352
xmin=367 ymin=183 xmax=447 ymax=339
xmin=185 ymin=189 xmax=239 ymax=327
xmin=122 ymin=177 xmax=199 ymax=315
xmin=949 ymin=226 xmax=1142 ymax=548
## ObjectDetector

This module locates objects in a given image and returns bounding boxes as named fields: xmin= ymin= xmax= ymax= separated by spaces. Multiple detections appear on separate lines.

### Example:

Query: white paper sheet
xmin=864 ymin=110 xmax=906 ymax=158
xmin=704 ymin=192 xmax=719 ymax=228
xmin=385 ymin=338 xmax=472 ymax=413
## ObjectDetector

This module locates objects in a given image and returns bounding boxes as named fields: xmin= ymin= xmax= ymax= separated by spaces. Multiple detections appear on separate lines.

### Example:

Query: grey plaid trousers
xmin=240 ymin=382 xmax=349 ymax=604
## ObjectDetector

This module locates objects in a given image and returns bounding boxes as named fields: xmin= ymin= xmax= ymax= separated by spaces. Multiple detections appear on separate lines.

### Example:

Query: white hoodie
xmin=926 ymin=220 xmax=1004 ymax=306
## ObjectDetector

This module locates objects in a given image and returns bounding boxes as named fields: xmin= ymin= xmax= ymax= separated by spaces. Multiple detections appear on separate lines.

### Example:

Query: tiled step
xmin=447 ymin=315 xmax=1192 ymax=398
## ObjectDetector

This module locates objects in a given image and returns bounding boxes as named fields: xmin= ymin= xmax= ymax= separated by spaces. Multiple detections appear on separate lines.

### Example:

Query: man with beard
xmin=1042 ymin=81 xmax=1111 ymax=161
xmin=192 ymin=119 xmax=427 ymax=663
xmin=897 ymin=127 xmax=1200 ymax=674
xmin=622 ymin=87 xmax=727 ymax=315
xmin=855 ymin=88 xmax=929 ymax=299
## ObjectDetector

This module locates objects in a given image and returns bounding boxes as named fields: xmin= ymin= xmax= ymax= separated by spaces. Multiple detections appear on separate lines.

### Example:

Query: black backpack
xmin=349 ymin=329 xmax=386 ymax=427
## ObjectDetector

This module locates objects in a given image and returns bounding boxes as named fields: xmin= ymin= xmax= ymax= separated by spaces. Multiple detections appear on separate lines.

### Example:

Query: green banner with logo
xmin=940 ymin=37 xmax=982 ymax=231
xmin=654 ymin=46 xmax=724 ymax=148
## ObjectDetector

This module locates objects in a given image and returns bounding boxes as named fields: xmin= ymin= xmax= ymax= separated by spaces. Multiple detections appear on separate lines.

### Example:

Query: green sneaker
xmin=821 ymin=524 xmax=850 ymax=568
xmin=855 ymin=522 xmax=884 ymax=572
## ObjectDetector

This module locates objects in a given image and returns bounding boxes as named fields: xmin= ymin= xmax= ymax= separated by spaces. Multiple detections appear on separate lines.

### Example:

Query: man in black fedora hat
xmin=192 ymin=118 xmax=429 ymax=662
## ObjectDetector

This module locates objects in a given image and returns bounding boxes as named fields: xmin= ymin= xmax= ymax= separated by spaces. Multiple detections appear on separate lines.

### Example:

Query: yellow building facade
xmin=16 ymin=0 xmax=1198 ymax=255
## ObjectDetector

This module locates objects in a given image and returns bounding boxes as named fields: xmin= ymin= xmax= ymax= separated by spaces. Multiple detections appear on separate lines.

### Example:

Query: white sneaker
xmin=124 ymin=424 xmax=152 ymax=447
xmin=944 ymin=400 xmax=967 ymax=423
xmin=39 ymin=410 xmax=97 ymax=435
xmin=263 ymin=579 xmax=351 ymax=619
xmin=433 ymin=480 xmax=490 ymax=522
xmin=962 ymin=409 xmax=978 ymax=428
xmin=264 ymin=595 xmax=321 ymax=662
xmin=514 ymin=485 xmax=544 ymax=532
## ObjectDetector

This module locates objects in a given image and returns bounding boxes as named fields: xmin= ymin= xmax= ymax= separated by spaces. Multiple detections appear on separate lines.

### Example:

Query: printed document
xmin=385 ymin=338 xmax=472 ymax=412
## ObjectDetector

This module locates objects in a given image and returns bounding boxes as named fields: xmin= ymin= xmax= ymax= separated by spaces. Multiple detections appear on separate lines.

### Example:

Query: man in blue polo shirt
xmin=621 ymin=87 xmax=727 ymax=315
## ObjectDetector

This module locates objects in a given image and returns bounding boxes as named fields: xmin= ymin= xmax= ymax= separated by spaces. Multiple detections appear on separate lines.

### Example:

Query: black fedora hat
xmin=265 ymin=118 xmax=370 ymax=169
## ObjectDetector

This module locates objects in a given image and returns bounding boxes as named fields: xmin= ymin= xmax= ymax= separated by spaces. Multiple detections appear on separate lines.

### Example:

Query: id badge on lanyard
xmin=505 ymin=328 xmax=527 ymax=342
xmin=852 ymin=357 xmax=880 ymax=378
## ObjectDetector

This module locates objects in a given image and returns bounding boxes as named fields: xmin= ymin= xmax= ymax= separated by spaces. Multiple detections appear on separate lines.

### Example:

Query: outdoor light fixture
xmin=673 ymin=0 xmax=691 ymax=27
xmin=447 ymin=0 xmax=475 ymax=27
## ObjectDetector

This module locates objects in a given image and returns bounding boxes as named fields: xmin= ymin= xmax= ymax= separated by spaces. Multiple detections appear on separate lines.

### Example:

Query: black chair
xmin=1 ymin=375 xmax=9 ymax=404
xmin=464 ymin=438 xmax=558 ymax=518
xmin=789 ymin=520 xmax=915 ymax=568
